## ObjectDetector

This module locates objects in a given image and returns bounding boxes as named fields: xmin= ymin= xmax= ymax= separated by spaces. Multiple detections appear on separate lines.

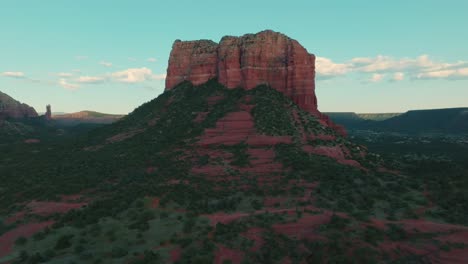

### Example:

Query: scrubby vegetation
xmin=1 ymin=80 xmax=467 ymax=263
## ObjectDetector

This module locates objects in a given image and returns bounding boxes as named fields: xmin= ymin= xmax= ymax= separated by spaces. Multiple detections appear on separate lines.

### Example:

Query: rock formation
xmin=0 ymin=91 xmax=38 ymax=120
xmin=45 ymin=105 xmax=52 ymax=120
xmin=166 ymin=30 xmax=317 ymax=113
xmin=165 ymin=30 xmax=346 ymax=135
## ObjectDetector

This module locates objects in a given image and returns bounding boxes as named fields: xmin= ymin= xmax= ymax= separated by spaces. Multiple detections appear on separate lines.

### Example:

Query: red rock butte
xmin=165 ymin=30 xmax=318 ymax=113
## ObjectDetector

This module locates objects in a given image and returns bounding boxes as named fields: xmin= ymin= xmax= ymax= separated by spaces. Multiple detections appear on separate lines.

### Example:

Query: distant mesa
xmin=52 ymin=111 xmax=124 ymax=125
xmin=327 ymin=108 xmax=468 ymax=134
xmin=0 ymin=90 xmax=38 ymax=120
xmin=166 ymin=30 xmax=345 ymax=135
xmin=45 ymin=104 xmax=52 ymax=120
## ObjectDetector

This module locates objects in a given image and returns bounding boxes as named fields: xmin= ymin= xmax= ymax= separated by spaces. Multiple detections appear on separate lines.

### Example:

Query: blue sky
xmin=1 ymin=0 xmax=467 ymax=114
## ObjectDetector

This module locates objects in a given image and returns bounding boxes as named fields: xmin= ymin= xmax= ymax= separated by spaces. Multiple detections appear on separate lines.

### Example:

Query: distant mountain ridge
xmin=52 ymin=110 xmax=124 ymax=125
xmin=357 ymin=112 xmax=401 ymax=121
xmin=326 ymin=107 xmax=468 ymax=134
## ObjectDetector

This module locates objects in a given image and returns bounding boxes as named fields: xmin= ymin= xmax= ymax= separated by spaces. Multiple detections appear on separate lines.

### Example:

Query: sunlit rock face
xmin=165 ymin=30 xmax=317 ymax=113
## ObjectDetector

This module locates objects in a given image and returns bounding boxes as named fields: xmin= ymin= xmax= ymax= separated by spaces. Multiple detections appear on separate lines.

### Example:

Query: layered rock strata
xmin=166 ymin=30 xmax=317 ymax=113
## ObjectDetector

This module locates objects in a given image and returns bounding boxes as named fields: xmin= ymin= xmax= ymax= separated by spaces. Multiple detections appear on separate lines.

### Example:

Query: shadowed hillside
xmin=1 ymin=80 xmax=467 ymax=263
xmin=327 ymin=108 xmax=468 ymax=134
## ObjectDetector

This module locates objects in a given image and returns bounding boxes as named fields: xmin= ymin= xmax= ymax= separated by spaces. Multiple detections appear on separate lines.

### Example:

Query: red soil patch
xmin=273 ymin=213 xmax=332 ymax=241
xmin=27 ymin=200 xmax=87 ymax=216
xmin=378 ymin=241 xmax=437 ymax=259
xmin=147 ymin=117 xmax=160 ymax=126
xmin=170 ymin=246 xmax=182 ymax=262
xmin=60 ymin=194 xmax=83 ymax=202
xmin=4 ymin=211 xmax=26 ymax=225
xmin=246 ymin=136 xmax=292 ymax=147
xmin=106 ymin=128 xmax=145 ymax=143
xmin=239 ymin=103 xmax=254 ymax=112
xmin=377 ymin=167 xmax=400 ymax=175
xmin=150 ymin=197 xmax=160 ymax=209
xmin=438 ymin=248 xmax=468 ymax=264
xmin=146 ymin=166 xmax=156 ymax=174
xmin=0 ymin=221 xmax=53 ymax=258
xmin=248 ymin=148 xmax=275 ymax=163
xmin=400 ymin=219 xmax=468 ymax=233
xmin=205 ymin=212 xmax=252 ymax=225
xmin=263 ymin=197 xmax=288 ymax=207
xmin=197 ymin=108 xmax=294 ymax=148
xmin=242 ymin=227 xmax=265 ymax=251
xmin=23 ymin=139 xmax=40 ymax=144
xmin=240 ymin=163 xmax=284 ymax=174
xmin=303 ymin=145 xmax=363 ymax=169
xmin=214 ymin=244 xmax=244 ymax=264
xmin=191 ymin=166 xmax=226 ymax=177
xmin=166 ymin=179 xmax=189 ymax=185
xmin=207 ymin=95 xmax=225 ymax=106
xmin=204 ymin=207 xmax=320 ymax=226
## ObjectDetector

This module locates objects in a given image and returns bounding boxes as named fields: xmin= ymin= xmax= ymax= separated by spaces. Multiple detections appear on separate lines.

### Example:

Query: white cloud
xmin=417 ymin=67 xmax=468 ymax=80
xmin=316 ymin=54 xmax=468 ymax=81
xmin=2 ymin=71 xmax=25 ymax=78
xmin=151 ymin=73 xmax=166 ymax=80
xmin=393 ymin=72 xmax=405 ymax=81
xmin=58 ymin=72 xmax=73 ymax=78
xmin=370 ymin=73 xmax=385 ymax=82
xmin=100 ymin=61 xmax=113 ymax=67
xmin=57 ymin=68 xmax=165 ymax=89
xmin=128 ymin=57 xmax=137 ymax=62
xmin=353 ymin=54 xmax=437 ymax=73
xmin=147 ymin=58 xmax=157 ymax=62
xmin=59 ymin=79 xmax=79 ymax=90
xmin=315 ymin=57 xmax=350 ymax=78
xmin=110 ymin=67 xmax=155 ymax=83
xmin=76 ymin=76 xmax=105 ymax=84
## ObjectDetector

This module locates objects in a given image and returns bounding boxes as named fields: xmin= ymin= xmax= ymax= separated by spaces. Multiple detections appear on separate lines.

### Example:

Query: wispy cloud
xmin=100 ymin=61 xmax=113 ymax=67
xmin=55 ymin=67 xmax=166 ymax=89
xmin=2 ymin=71 xmax=26 ymax=78
xmin=59 ymin=78 xmax=79 ymax=90
xmin=151 ymin=73 xmax=166 ymax=80
xmin=392 ymin=72 xmax=405 ymax=81
xmin=315 ymin=57 xmax=350 ymax=79
xmin=370 ymin=73 xmax=385 ymax=83
xmin=2 ymin=71 xmax=47 ymax=85
xmin=111 ymin=67 xmax=160 ymax=83
xmin=147 ymin=58 xmax=157 ymax=63
xmin=316 ymin=54 xmax=468 ymax=81
xmin=57 ymin=72 xmax=73 ymax=78
xmin=76 ymin=76 xmax=106 ymax=84
xmin=417 ymin=68 xmax=468 ymax=80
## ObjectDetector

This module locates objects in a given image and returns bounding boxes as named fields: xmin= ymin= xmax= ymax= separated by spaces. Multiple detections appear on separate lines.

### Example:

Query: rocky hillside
xmin=2 ymin=81 xmax=466 ymax=263
xmin=1 ymin=32 xmax=467 ymax=263
xmin=0 ymin=91 xmax=37 ymax=120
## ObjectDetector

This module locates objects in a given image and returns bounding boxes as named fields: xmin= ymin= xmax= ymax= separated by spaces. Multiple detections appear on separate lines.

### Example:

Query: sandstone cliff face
xmin=0 ymin=91 xmax=38 ymax=120
xmin=166 ymin=30 xmax=317 ymax=113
